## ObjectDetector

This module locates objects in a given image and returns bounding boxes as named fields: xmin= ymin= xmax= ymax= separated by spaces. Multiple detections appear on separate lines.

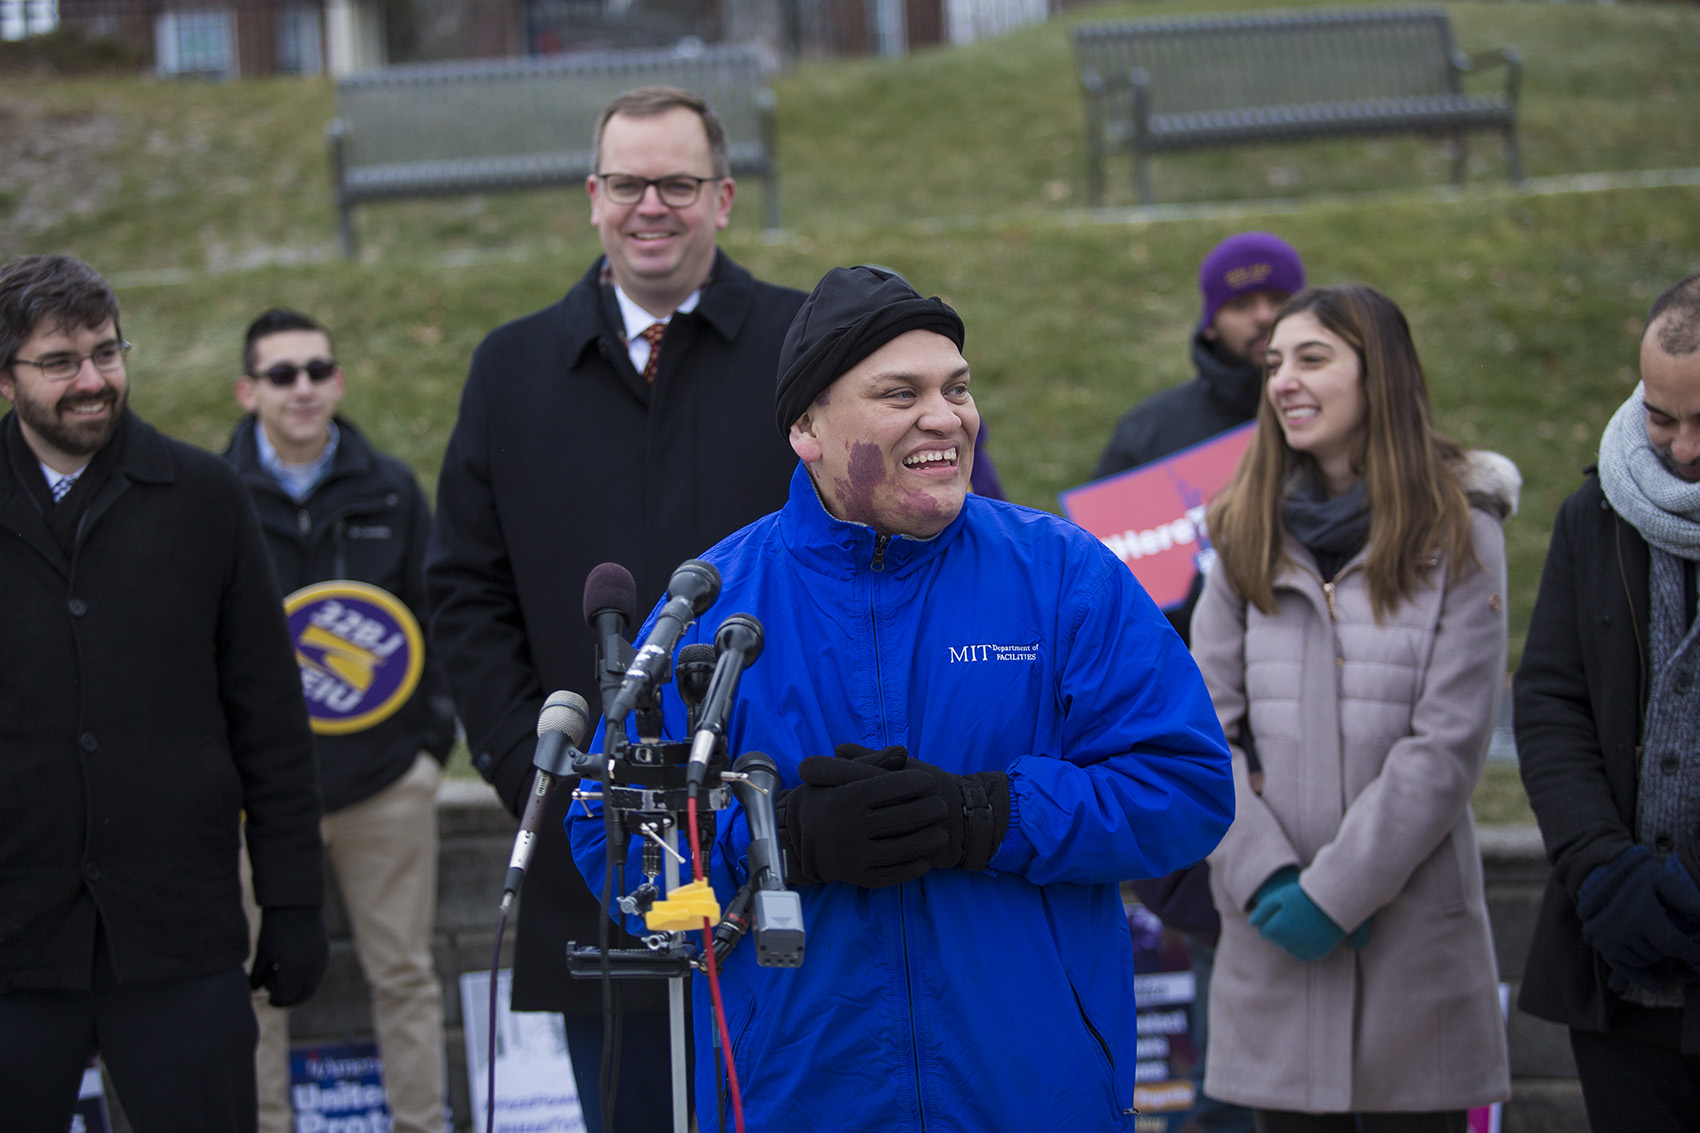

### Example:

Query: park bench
xmin=1071 ymin=7 xmax=1523 ymax=206
xmin=326 ymin=44 xmax=780 ymax=256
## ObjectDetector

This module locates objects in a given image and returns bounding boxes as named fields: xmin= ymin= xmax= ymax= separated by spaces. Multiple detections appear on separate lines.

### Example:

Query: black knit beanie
xmin=774 ymin=266 xmax=965 ymax=434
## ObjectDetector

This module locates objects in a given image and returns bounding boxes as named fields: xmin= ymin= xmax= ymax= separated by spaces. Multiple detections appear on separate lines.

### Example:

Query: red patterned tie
xmin=639 ymin=322 xmax=667 ymax=386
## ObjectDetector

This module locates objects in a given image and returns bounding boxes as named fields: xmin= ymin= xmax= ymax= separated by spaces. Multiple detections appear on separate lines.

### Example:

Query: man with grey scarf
xmin=1516 ymin=272 xmax=1700 ymax=1133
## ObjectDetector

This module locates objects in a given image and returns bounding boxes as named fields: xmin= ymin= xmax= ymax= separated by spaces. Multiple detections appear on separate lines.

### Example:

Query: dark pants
xmin=1570 ymin=1005 xmax=1700 ymax=1133
xmin=563 ymin=1008 xmax=676 ymax=1133
xmin=1252 ymin=1111 xmax=1467 ymax=1133
xmin=0 ymin=928 xmax=258 ymax=1133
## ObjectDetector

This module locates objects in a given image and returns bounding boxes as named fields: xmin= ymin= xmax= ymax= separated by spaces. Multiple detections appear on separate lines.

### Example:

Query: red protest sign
xmin=1060 ymin=424 xmax=1254 ymax=610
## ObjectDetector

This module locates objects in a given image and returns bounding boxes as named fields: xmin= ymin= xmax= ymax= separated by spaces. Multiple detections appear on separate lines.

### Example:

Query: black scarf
xmin=1282 ymin=471 xmax=1370 ymax=582
xmin=2 ymin=413 xmax=125 ymax=558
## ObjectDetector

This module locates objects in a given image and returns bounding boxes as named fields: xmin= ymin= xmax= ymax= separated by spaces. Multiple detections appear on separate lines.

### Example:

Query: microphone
xmin=675 ymin=643 xmax=718 ymax=733
xmin=686 ymin=614 xmax=765 ymax=790
xmin=500 ymin=690 xmax=591 ymax=914
xmin=729 ymin=751 xmax=804 ymax=967
xmin=583 ymin=562 xmax=638 ymax=715
xmin=605 ymin=559 xmax=721 ymax=724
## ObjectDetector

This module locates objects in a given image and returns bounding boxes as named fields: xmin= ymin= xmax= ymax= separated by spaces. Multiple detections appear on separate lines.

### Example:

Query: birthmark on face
xmin=831 ymin=440 xmax=886 ymax=527
xmin=813 ymin=389 xmax=831 ymax=408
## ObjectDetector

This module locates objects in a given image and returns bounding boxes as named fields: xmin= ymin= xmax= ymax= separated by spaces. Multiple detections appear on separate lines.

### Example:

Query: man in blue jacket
xmin=571 ymin=266 xmax=1234 ymax=1131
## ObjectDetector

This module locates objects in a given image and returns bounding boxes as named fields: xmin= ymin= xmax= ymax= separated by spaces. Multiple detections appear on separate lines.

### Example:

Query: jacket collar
xmin=225 ymin=414 xmax=377 ymax=494
xmin=0 ymin=411 xmax=173 ymax=571
xmin=777 ymin=461 xmax=969 ymax=579
xmin=558 ymin=249 xmax=758 ymax=371
xmin=0 ymin=409 xmax=173 ymax=491
xmin=1191 ymin=327 xmax=1265 ymax=421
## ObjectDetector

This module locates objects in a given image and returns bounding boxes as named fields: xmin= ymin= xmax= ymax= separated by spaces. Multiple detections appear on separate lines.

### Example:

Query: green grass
xmin=1473 ymin=762 xmax=1534 ymax=827
xmin=3 ymin=1 xmax=1699 ymax=797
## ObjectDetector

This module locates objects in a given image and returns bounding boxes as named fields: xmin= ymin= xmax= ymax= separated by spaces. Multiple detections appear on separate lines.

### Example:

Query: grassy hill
xmin=2 ymin=0 xmax=1698 ymax=698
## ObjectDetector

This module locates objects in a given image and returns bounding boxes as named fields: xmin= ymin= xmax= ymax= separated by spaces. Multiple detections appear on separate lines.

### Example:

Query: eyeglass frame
xmin=249 ymin=358 xmax=339 ymax=387
xmin=595 ymin=172 xmax=721 ymax=208
xmin=9 ymin=341 xmax=132 ymax=382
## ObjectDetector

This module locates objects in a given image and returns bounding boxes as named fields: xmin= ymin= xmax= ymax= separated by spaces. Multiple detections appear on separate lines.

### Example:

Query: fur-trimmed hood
xmin=1461 ymin=449 xmax=1521 ymax=521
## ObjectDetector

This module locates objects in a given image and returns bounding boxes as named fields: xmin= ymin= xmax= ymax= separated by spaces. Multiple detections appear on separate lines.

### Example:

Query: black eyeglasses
xmin=11 ymin=341 xmax=130 ymax=382
xmin=253 ymin=359 xmax=337 ymax=387
xmin=596 ymin=173 xmax=718 ymax=207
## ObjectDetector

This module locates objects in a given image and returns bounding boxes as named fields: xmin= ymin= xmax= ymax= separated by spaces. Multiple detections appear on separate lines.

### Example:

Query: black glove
xmin=1577 ymin=845 xmax=1700 ymax=994
xmin=776 ymin=748 xmax=949 ymax=888
xmin=250 ymin=905 xmax=330 ymax=1007
xmin=887 ymin=753 xmax=1010 ymax=873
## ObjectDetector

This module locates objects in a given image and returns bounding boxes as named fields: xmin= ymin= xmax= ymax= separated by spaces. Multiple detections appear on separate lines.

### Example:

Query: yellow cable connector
xmin=643 ymin=878 xmax=721 ymax=931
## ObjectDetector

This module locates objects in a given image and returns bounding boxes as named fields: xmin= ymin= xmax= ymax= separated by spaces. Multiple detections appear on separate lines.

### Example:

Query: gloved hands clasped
xmin=1249 ymin=866 xmax=1372 ymax=962
xmin=775 ymin=743 xmax=1010 ymax=888
xmin=1577 ymin=844 xmax=1700 ymax=995
xmin=250 ymin=905 xmax=330 ymax=1007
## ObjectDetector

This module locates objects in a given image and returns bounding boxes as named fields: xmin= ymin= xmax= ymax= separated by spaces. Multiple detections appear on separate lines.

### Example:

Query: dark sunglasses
xmin=253 ymin=359 xmax=337 ymax=387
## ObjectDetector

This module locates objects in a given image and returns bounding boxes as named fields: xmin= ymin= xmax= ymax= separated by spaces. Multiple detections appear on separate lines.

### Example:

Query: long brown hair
xmin=1206 ymin=284 xmax=1475 ymax=619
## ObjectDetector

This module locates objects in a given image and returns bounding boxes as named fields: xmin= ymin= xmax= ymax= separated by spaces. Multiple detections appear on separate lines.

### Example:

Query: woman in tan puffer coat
xmin=1191 ymin=284 xmax=1516 ymax=1133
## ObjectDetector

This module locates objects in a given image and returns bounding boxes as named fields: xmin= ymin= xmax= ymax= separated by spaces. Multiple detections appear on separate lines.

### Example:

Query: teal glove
xmin=1250 ymin=868 xmax=1371 ymax=949
xmin=1248 ymin=868 xmax=1349 ymax=963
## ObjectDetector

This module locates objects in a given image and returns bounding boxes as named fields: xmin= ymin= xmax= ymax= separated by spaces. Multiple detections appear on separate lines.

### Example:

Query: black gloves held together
xmin=896 ymin=753 xmax=1011 ymax=873
xmin=776 ymin=744 xmax=948 ymax=888
xmin=774 ymin=743 xmax=1011 ymax=888
xmin=250 ymin=905 xmax=330 ymax=1007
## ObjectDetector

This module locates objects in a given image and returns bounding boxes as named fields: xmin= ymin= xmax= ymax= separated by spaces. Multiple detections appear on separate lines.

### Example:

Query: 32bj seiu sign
xmin=1060 ymin=424 xmax=1254 ymax=611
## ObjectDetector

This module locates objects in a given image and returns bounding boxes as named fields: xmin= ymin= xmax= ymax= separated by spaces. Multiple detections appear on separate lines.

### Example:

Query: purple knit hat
xmin=1198 ymin=232 xmax=1305 ymax=330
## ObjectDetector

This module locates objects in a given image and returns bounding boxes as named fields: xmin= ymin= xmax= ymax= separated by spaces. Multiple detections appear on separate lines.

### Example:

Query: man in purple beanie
xmin=1092 ymin=231 xmax=1303 ymax=1133
xmin=1093 ymin=230 xmax=1306 ymax=527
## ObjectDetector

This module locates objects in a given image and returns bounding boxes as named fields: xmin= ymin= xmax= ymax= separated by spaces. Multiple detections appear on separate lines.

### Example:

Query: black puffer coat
xmin=225 ymin=415 xmax=455 ymax=814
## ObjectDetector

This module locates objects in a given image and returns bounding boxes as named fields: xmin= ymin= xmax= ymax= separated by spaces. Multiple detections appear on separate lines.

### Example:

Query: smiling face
xmin=1265 ymin=310 xmax=1367 ymax=495
xmin=789 ymin=330 xmax=979 ymax=539
xmin=0 ymin=317 xmax=129 ymax=473
xmin=236 ymin=328 xmax=344 ymax=464
xmin=1641 ymin=319 xmax=1700 ymax=483
xmin=588 ymin=107 xmax=734 ymax=318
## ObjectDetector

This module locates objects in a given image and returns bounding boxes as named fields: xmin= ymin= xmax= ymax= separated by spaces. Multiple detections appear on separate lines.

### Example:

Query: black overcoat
xmin=0 ymin=412 xmax=323 ymax=992
xmin=1514 ymin=470 xmax=1700 ymax=1052
xmin=427 ymin=251 xmax=805 ymax=1011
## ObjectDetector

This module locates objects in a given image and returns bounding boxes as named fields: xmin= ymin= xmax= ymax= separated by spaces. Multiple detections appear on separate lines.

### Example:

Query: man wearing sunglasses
xmin=0 ymin=259 xmax=328 ymax=1130
xmin=427 ymin=85 xmax=806 ymax=1131
xmin=226 ymin=308 xmax=455 ymax=1133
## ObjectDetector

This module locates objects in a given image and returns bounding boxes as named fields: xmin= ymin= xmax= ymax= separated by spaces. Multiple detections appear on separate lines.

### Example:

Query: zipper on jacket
xmin=871 ymin=533 xmax=889 ymax=572
xmin=898 ymin=884 xmax=927 ymax=1131
xmin=1321 ymin=580 xmax=1338 ymax=621
xmin=332 ymin=518 xmax=348 ymax=579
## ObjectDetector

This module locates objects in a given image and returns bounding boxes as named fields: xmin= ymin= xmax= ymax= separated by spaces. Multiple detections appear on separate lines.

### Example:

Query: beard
xmin=12 ymin=379 xmax=127 ymax=459
xmin=1654 ymin=443 xmax=1700 ymax=483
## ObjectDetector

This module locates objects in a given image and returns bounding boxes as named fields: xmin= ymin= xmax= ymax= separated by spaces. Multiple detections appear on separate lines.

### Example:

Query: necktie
xmin=639 ymin=322 xmax=667 ymax=386
xmin=51 ymin=473 xmax=79 ymax=504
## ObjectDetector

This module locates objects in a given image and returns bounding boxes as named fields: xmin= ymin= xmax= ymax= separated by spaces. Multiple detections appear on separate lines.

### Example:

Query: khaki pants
xmin=244 ymin=752 xmax=446 ymax=1133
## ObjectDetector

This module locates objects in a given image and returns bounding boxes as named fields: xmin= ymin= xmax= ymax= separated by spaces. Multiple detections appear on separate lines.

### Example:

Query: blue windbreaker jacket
xmin=570 ymin=462 xmax=1233 ymax=1132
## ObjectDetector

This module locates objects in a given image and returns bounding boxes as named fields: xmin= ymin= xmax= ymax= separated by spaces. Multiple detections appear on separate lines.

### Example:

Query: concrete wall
xmin=104 ymin=787 xmax=1589 ymax=1132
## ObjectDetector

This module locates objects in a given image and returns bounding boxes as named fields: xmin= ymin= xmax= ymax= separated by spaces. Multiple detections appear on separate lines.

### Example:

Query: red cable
xmin=689 ymin=795 xmax=746 ymax=1133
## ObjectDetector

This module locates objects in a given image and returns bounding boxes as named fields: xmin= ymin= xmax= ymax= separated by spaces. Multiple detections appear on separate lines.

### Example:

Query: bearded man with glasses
xmin=427 ymin=84 xmax=806 ymax=1132
xmin=224 ymin=307 xmax=456 ymax=1133
xmin=0 ymin=259 xmax=328 ymax=1131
